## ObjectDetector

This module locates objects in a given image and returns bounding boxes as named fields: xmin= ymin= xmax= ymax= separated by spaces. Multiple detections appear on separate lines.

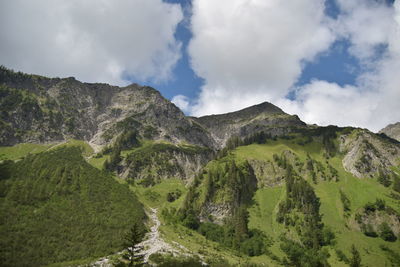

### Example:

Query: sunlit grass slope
xmin=234 ymin=139 xmax=399 ymax=266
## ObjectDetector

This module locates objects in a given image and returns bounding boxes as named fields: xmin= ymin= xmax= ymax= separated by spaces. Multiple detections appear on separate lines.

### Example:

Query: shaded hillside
xmin=0 ymin=147 xmax=145 ymax=267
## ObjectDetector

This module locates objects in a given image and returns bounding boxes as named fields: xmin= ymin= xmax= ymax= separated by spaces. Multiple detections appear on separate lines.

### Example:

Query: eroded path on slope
xmin=139 ymin=208 xmax=182 ymax=262
xmin=92 ymin=207 xmax=193 ymax=266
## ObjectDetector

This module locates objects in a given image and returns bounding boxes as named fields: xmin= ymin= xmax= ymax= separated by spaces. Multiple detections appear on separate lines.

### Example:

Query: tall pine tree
xmin=122 ymin=222 xmax=145 ymax=267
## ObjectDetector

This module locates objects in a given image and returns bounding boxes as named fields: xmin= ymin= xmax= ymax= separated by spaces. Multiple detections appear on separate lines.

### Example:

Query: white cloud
xmin=281 ymin=0 xmax=400 ymax=132
xmin=178 ymin=0 xmax=400 ymax=132
xmin=171 ymin=94 xmax=190 ymax=113
xmin=0 ymin=0 xmax=183 ymax=85
xmin=186 ymin=0 xmax=335 ymax=116
xmin=335 ymin=0 xmax=395 ymax=60
xmin=278 ymin=81 xmax=377 ymax=129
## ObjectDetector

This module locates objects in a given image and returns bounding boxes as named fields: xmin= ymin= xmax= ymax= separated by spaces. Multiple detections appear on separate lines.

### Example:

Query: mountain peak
xmin=193 ymin=101 xmax=305 ymax=148
xmin=196 ymin=101 xmax=284 ymax=122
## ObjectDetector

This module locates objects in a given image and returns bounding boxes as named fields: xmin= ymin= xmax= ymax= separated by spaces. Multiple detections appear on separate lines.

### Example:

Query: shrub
xmin=379 ymin=222 xmax=397 ymax=242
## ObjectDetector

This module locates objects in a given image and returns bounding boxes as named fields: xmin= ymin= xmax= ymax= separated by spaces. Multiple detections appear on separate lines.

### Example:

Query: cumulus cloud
xmin=334 ymin=0 xmax=395 ymax=60
xmin=0 ymin=0 xmax=183 ymax=85
xmin=171 ymin=94 xmax=190 ymax=113
xmin=278 ymin=81 xmax=377 ymax=129
xmin=186 ymin=0 xmax=335 ymax=116
xmin=177 ymin=0 xmax=399 ymax=132
xmin=281 ymin=0 xmax=400 ymax=132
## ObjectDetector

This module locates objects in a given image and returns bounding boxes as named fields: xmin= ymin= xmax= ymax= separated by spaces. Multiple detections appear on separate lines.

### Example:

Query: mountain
xmin=193 ymin=102 xmax=306 ymax=148
xmin=0 ymin=66 xmax=215 ymax=149
xmin=380 ymin=122 xmax=400 ymax=142
xmin=0 ymin=66 xmax=306 ymax=183
xmin=1 ymin=67 xmax=400 ymax=266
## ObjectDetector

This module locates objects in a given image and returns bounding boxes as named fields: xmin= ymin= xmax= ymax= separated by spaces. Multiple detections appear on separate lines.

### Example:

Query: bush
xmin=379 ymin=222 xmax=397 ymax=242
xmin=166 ymin=189 xmax=182 ymax=202
xmin=198 ymin=222 xmax=224 ymax=243
xmin=240 ymin=230 xmax=267 ymax=256
xmin=363 ymin=202 xmax=376 ymax=213
xmin=340 ymin=190 xmax=351 ymax=215
xmin=183 ymin=213 xmax=200 ymax=230
xmin=335 ymin=249 xmax=349 ymax=263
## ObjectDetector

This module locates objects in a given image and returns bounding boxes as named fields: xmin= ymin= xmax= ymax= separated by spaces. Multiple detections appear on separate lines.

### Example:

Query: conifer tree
xmin=122 ymin=222 xmax=145 ymax=267
xmin=349 ymin=245 xmax=361 ymax=267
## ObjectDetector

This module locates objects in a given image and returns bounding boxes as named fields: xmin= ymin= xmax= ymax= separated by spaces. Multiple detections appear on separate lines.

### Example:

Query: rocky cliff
xmin=380 ymin=122 xmax=400 ymax=142
xmin=0 ymin=66 xmax=215 ymax=149
xmin=339 ymin=129 xmax=400 ymax=178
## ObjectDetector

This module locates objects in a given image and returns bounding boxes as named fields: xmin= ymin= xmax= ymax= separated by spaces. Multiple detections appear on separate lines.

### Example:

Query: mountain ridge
xmin=0 ymin=66 xmax=306 ymax=150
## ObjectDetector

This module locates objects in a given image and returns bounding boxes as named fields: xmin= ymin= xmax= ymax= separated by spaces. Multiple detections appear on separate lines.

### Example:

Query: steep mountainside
xmin=193 ymin=102 xmax=306 ymax=148
xmin=340 ymin=129 xmax=400 ymax=178
xmin=380 ymin=122 xmax=400 ymax=142
xmin=0 ymin=66 xmax=307 ymax=151
xmin=0 ymin=66 xmax=215 ymax=149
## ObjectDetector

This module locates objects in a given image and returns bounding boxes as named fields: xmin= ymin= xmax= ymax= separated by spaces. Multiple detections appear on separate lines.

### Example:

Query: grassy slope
xmin=0 ymin=143 xmax=53 ymax=160
xmin=233 ymin=139 xmax=400 ymax=266
xmin=0 ymin=139 xmax=94 ymax=161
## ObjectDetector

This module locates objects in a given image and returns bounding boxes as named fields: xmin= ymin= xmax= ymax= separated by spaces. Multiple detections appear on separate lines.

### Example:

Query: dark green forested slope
xmin=0 ymin=147 xmax=145 ymax=267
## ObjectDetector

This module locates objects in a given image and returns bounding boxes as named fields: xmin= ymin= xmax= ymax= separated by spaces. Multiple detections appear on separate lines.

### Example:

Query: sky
xmin=0 ymin=0 xmax=399 ymax=132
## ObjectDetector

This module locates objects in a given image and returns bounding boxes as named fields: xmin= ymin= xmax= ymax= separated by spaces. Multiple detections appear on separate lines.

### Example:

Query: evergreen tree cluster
xmin=103 ymin=130 xmax=140 ymax=171
xmin=181 ymin=160 xmax=257 ymax=219
xmin=177 ymin=160 xmax=267 ymax=256
xmin=0 ymin=147 xmax=145 ymax=266
xmin=197 ymin=217 xmax=268 ymax=256
xmin=276 ymin=163 xmax=335 ymax=265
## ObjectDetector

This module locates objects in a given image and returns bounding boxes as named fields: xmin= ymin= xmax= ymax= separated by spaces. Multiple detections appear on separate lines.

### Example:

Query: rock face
xmin=193 ymin=102 xmax=307 ymax=148
xmin=0 ymin=67 xmax=307 ymax=151
xmin=379 ymin=122 xmax=400 ymax=142
xmin=0 ymin=67 xmax=215 ymax=149
xmin=340 ymin=130 xmax=400 ymax=178
xmin=120 ymin=143 xmax=214 ymax=182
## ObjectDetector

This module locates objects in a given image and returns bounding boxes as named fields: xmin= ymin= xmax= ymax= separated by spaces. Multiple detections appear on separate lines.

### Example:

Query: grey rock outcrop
xmin=340 ymin=130 xmax=400 ymax=178
xmin=379 ymin=122 xmax=400 ymax=142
